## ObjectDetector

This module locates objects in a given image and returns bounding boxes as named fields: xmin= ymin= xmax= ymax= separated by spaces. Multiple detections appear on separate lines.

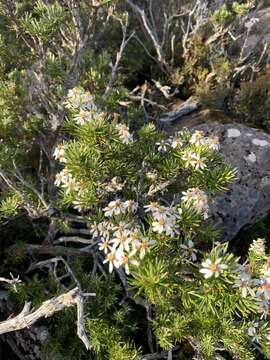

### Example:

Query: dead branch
xmin=181 ymin=0 xmax=207 ymax=57
xmin=146 ymin=178 xmax=176 ymax=197
xmin=0 ymin=168 xmax=39 ymax=217
xmin=128 ymin=94 xmax=167 ymax=111
xmin=13 ymin=161 xmax=49 ymax=210
xmin=133 ymin=34 xmax=159 ymax=64
xmin=125 ymin=0 xmax=168 ymax=69
xmin=0 ymin=275 xmax=21 ymax=286
xmin=64 ymin=227 xmax=92 ymax=236
xmin=158 ymin=96 xmax=200 ymax=125
xmin=152 ymin=79 xmax=179 ymax=99
xmin=105 ymin=14 xmax=135 ymax=94
xmin=0 ymin=287 xmax=95 ymax=350
xmin=54 ymin=236 xmax=95 ymax=245
xmin=64 ymin=0 xmax=84 ymax=42
xmin=27 ymin=256 xmax=81 ymax=290
xmin=22 ymin=244 xmax=95 ymax=258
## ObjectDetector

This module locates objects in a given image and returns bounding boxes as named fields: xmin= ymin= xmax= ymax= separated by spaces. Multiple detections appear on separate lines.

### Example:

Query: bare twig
xmin=105 ymin=14 xmax=135 ymax=94
xmin=125 ymin=0 xmax=168 ymax=69
xmin=22 ymin=244 xmax=95 ymax=258
xmin=0 ymin=168 xmax=38 ymax=217
xmin=27 ymin=256 xmax=81 ymax=289
xmin=0 ymin=275 xmax=21 ymax=286
xmin=54 ymin=236 xmax=95 ymax=245
xmin=64 ymin=0 xmax=84 ymax=42
xmin=181 ymin=0 xmax=208 ymax=57
xmin=13 ymin=161 xmax=49 ymax=210
xmin=128 ymin=94 xmax=167 ymax=111
xmin=133 ymin=34 xmax=159 ymax=64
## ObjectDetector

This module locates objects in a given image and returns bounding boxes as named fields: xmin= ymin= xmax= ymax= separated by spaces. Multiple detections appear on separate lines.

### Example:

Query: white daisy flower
xmin=151 ymin=205 xmax=170 ymax=220
xmin=171 ymin=137 xmax=183 ymax=149
xmin=54 ymin=168 xmax=70 ymax=186
xmin=103 ymin=248 xmax=122 ymax=273
xmin=90 ymin=221 xmax=113 ymax=239
xmin=73 ymin=200 xmax=84 ymax=212
xmin=190 ymin=130 xmax=205 ymax=146
xmin=118 ymin=249 xmax=139 ymax=275
xmin=152 ymin=217 xmax=178 ymax=237
xmin=200 ymin=258 xmax=228 ymax=279
xmin=258 ymin=299 xmax=269 ymax=319
xmin=112 ymin=221 xmax=131 ymax=234
xmin=156 ymin=140 xmax=169 ymax=152
xmin=182 ymin=188 xmax=209 ymax=216
xmin=192 ymin=153 xmax=207 ymax=170
xmin=65 ymin=88 xmax=82 ymax=109
xmin=261 ymin=263 xmax=270 ymax=282
xmin=105 ymin=177 xmax=124 ymax=192
xmin=206 ymin=135 xmax=220 ymax=151
xmin=98 ymin=238 xmax=110 ymax=254
xmin=129 ymin=229 xmax=141 ymax=245
xmin=233 ymin=272 xmax=254 ymax=298
xmin=74 ymin=110 xmax=92 ymax=125
xmin=247 ymin=322 xmax=261 ymax=342
xmin=144 ymin=202 xmax=159 ymax=214
xmin=53 ymin=144 xmax=66 ymax=163
xmin=110 ymin=229 xmax=131 ymax=252
xmin=61 ymin=175 xmax=79 ymax=194
xmin=65 ymin=88 xmax=94 ymax=110
xmin=123 ymin=200 xmax=138 ymax=213
xmin=116 ymin=124 xmax=133 ymax=144
xmin=136 ymin=238 xmax=153 ymax=259
xmin=103 ymin=199 xmax=125 ymax=217
xmin=182 ymin=151 xmax=197 ymax=168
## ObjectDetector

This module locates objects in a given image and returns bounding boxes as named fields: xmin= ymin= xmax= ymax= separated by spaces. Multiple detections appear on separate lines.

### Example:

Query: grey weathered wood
xmin=158 ymin=97 xmax=200 ymax=125
xmin=0 ymin=287 xmax=94 ymax=350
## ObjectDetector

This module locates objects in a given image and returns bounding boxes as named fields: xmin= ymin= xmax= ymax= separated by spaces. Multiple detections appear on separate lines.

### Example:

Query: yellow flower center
xmin=159 ymin=218 xmax=165 ymax=225
xmin=210 ymin=263 xmax=217 ymax=272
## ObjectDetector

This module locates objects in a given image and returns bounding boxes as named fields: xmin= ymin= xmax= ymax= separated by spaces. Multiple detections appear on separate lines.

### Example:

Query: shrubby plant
xmin=46 ymin=87 xmax=270 ymax=359
xmin=0 ymin=1 xmax=270 ymax=359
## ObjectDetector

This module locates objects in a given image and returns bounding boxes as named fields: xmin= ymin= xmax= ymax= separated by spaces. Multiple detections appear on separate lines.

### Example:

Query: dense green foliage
xmin=0 ymin=1 xmax=270 ymax=360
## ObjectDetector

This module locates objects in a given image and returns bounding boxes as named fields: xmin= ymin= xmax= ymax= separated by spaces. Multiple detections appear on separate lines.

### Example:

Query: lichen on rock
xmin=193 ymin=122 xmax=270 ymax=241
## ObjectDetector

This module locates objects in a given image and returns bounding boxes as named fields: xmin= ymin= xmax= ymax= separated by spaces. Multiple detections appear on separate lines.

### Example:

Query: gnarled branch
xmin=0 ymin=287 xmax=95 ymax=350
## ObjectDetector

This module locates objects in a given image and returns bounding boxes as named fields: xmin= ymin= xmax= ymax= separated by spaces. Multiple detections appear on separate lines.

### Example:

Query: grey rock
xmin=236 ymin=6 xmax=270 ymax=58
xmin=194 ymin=122 xmax=270 ymax=241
